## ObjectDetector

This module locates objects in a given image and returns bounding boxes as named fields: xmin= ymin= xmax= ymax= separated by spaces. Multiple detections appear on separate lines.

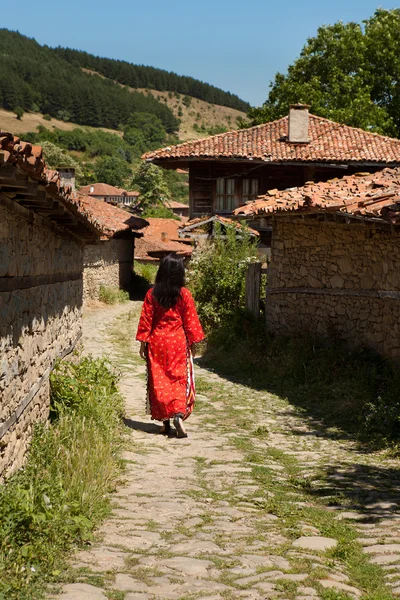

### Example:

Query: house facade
xmin=79 ymin=183 xmax=140 ymax=207
xmin=75 ymin=194 xmax=148 ymax=300
xmin=143 ymin=105 xmax=400 ymax=245
xmin=240 ymin=169 xmax=400 ymax=362
xmin=0 ymin=133 xmax=100 ymax=478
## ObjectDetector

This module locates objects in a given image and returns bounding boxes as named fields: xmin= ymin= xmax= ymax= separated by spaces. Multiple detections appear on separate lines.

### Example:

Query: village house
xmin=165 ymin=200 xmax=189 ymax=220
xmin=0 ymin=133 xmax=103 ymax=478
xmin=77 ymin=194 xmax=148 ymax=300
xmin=134 ymin=217 xmax=192 ymax=263
xmin=79 ymin=182 xmax=140 ymax=207
xmin=143 ymin=105 xmax=400 ymax=245
xmin=238 ymin=168 xmax=400 ymax=363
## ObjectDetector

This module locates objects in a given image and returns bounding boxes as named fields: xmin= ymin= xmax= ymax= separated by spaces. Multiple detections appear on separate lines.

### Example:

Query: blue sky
xmin=2 ymin=0 xmax=397 ymax=107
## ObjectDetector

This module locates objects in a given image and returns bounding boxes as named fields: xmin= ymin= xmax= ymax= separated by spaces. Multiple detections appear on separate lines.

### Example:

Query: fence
xmin=245 ymin=262 xmax=267 ymax=318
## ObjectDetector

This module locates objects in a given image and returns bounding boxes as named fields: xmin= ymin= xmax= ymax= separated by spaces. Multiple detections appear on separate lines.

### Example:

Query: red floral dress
xmin=136 ymin=287 xmax=204 ymax=421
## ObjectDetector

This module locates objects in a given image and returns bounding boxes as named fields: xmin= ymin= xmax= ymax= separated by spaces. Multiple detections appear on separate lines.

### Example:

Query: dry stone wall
xmin=266 ymin=219 xmax=400 ymax=362
xmin=83 ymin=238 xmax=133 ymax=301
xmin=0 ymin=204 xmax=83 ymax=478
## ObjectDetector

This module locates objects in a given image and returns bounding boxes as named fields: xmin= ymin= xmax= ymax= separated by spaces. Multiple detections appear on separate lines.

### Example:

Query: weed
xmin=99 ymin=285 xmax=130 ymax=305
xmin=0 ymin=357 xmax=124 ymax=598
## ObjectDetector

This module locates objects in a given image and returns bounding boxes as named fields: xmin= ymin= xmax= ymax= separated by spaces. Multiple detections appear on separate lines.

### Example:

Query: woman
xmin=136 ymin=254 xmax=204 ymax=438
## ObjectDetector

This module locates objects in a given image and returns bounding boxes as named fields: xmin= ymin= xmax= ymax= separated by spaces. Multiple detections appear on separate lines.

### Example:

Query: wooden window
xmin=216 ymin=178 xmax=237 ymax=211
xmin=242 ymin=178 xmax=259 ymax=203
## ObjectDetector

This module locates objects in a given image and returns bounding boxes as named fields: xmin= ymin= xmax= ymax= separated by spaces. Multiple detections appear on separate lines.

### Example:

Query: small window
xmin=216 ymin=178 xmax=237 ymax=211
xmin=242 ymin=178 xmax=259 ymax=203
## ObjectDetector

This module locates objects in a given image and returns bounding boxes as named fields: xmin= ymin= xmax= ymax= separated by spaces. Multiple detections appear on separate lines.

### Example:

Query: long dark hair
xmin=152 ymin=254 xmax=185 ymax=309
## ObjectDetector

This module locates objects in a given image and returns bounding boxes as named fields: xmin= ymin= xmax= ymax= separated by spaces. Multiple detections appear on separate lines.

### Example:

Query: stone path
xmin=55 ymin=301 xmax=400 ymax=600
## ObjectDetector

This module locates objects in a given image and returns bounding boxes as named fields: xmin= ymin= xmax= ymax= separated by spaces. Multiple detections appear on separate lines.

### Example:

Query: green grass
xmin=200 ymin=316 xmax=400 ymax=451
xmin=98 ymin=285 xmax=130 ymax=305
xmin=0 ymin=357 xmax=124 ymax=599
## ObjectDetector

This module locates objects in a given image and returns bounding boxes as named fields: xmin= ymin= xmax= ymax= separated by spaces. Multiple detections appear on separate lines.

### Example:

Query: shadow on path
xmin=123 ymin=418 xmax=160 ymax=434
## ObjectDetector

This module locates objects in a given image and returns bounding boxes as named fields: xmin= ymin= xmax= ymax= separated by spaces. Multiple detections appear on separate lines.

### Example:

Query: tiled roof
xmin=233 ymin=168 xmax=400 ymax=225
xmin=79 ymin=183 xmax=139 ymax=197
xmin=135 ymin=217 xmax=192 ymax=260
xmin=166 ymin=200 xmax=189 ymax=209
xmin=143 ymin=114 xmax=400 ymax=165
xmin=0 ymin=132 xmax=100 ymax=241
xmin=179 ymin=215 xmax=260 ymax=237
xmin=76 ymin=193 xmax=148 ymax=239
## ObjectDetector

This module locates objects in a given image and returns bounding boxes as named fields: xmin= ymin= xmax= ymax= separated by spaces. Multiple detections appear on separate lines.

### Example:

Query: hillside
xmin=0 ymin=108 xmax=123 ymax=138
xmin=55 ymin=47 xmax=250 ymax=112
xmin=81 ymin=67 xmax=247 ymax=141
xmin=137 ymin=89 xmax=246 ymax=141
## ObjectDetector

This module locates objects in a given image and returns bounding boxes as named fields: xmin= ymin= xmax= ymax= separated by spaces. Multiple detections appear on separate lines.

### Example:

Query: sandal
xmin=159 ymin=420 xmax=171 ymax=435
xmin=173 ymin=415 xmax=188 ymax=439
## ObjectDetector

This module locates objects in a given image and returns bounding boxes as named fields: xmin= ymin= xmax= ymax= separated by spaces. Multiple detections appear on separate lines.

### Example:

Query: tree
xmin=14 ymin=106 xmax=24 ymax=120
xmin=131 ymin=162 xmax=171 ymax=210
xmin=94 ymin=156 xmax=131 ymax=187
xmin=123 ymin=112 xmax=167 ymax=150
xmin=247 ymin=9 xmax=400 ymax=136
xmin=41 ymin=141 xmax=85 ymax=185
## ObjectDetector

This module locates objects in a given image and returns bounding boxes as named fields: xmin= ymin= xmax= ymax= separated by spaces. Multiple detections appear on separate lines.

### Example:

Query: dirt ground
xmin=54 ymin=301 xmax=400 ymax=600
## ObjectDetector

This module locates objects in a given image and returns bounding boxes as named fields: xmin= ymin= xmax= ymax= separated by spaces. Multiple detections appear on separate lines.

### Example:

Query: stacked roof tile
xmin=79 ymin=183 xmax=139 ymax=197
xmin=143 ymin=114 xmax=400 ymax=165
xmin=135 ymin=218 xmax=192 ymax=261
xmin=233 ymin=168 xmax=400 ymax=225
xmin=76 ymin=194 xmax=147 ymax=239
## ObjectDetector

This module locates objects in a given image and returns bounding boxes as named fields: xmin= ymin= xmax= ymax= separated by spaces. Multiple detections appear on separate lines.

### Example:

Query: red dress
xmin=136 ymin=287 xmax=204 ymax=421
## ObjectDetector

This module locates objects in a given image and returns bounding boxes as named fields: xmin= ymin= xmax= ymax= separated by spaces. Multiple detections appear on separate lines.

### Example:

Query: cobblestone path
xmin=57 ymin=302 xmax=400 ymax=600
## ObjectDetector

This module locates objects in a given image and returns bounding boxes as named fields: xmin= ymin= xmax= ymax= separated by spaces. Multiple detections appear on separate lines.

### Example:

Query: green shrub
xmin=0 ymin=357 xmax=124 ymax=598
xmin=141 ymin=204 xmax=180 ymax=220
xmin=98 ymin=285 xmax=129 ymax=304
xmin=135 ymin=262 xmax=158 ymax=285
xmin=43 ymin=113 xmax=52 ymax=121
xmin=186 ymin=223 xmax=258 ymax=332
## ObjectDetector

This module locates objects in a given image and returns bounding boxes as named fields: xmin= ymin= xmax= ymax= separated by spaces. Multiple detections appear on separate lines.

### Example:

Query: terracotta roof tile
xmin=76 ymin=193 xmax=148 ymax=239
xmin=135 ymin=217 xmax=192 ymax=260
xmin=143 ymin=114 xmax=400 ymax=165
xmin=233 ymin=167 xmax=400 ymax=225
xmin=79 ymin=183 xmax=139 ymax=197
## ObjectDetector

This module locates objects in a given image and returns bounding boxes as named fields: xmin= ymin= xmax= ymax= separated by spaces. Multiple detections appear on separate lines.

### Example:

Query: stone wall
xmin=266 ymin=218 xmax=400 ymax=362
xmin=0 ymin=204 xmax=83 ymax=478
xmin=83 ymin=238 xmax=133 ymax=300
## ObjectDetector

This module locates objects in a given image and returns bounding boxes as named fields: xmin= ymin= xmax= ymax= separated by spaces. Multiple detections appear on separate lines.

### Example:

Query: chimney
xmin=161 ymin=232 xmax=169 ymax=242
xmin=57 ymin=167 xmax=76 ymax=192
xmin=288 ymin=104 xmax=310 ymax=143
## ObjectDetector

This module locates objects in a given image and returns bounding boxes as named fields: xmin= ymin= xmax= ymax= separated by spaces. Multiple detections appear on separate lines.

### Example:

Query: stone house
xmin=165 ymin=200 xmax=189 ymax=220
xmin=143 ymin=105 xmax=400 ymax=246
xmin=77 ymin=194 xmax=148 ymax=300
xmin=0 ymin=133 xmax=102 ymax=478
xmin=79 ymin=182 xmax=140 ymax=207
xmin=134 ymin=218 xmax=192 ymax=263
xmin=239 ymin=168 xmax=400 ymax=362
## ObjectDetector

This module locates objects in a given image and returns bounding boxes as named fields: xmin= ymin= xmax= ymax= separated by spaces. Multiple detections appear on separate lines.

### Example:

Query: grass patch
xmin=0 ymin=357 xmax=124 ymax=599
xmin=201 ymin=317 xmax=400 ymax=450
xmin=98 ymin=285 xmax=129 ymax=305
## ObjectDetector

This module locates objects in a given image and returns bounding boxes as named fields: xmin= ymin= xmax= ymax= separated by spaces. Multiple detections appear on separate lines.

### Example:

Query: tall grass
xmin=0 ymin=357 xmax=124 ymax=599
xmin=202 ymin=314 xmax=400 ymax=450
xmin=98 ymin=285 xmax=129 ymax=305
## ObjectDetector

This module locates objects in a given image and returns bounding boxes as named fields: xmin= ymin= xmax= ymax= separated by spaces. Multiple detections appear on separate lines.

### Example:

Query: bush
xmin=186 ymin=223 xmax=258 ymax=332
xmin=141 ymin=204 xmax=180 ymax=220
xmin=43 ymin=114 xmax=52 ymax=121
xmin=135 ymin=262 xmax=158 ymax=284
xmin=0 ymin=357 xmax=124 ymax=598
xmin=98 ymin=285 xmax=129 ymax=305
xmin=14 ymin=106 xmax=24 ymax=120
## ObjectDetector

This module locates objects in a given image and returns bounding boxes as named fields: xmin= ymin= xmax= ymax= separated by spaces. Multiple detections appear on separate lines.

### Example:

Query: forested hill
xmin=0 ymin=29 xmax=249 ymax=135
xmin=54 ymin=48 xmax=250 ymax=113
xmin=0 ymin=30 xmax=179 ymax=132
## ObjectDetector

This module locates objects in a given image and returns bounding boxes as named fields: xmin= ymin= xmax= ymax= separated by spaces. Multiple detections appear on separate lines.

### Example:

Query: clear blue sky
xmin=2 ymin=0 xmax=397 ymax=107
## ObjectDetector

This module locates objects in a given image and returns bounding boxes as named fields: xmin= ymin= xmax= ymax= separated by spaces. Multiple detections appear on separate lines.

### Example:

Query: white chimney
xmin=288 ymin=104 xmax=310 ymax=143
